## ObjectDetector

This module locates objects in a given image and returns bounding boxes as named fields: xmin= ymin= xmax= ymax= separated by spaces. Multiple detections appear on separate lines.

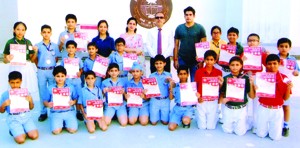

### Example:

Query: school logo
xmin=130 ymin=0 xmax=172 ymax=29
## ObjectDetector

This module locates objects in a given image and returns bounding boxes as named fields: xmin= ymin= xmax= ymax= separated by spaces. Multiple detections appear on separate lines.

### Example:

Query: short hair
xmin=204 ymin=50 xmax=217 ymax=60
xmin=66 ymin=40 xmax=77 ymax=48
xmin=126 ymin=17 xmax=137 ymax=33
xmin=154 ymin=54 xmax=166 ymax=63
xmin=277 ymin=37 xmax=292 ymax=47
xmin=84 ymin=70 xmax=96 ymax=78
xmin=8 ymin=71 xmax=22 ymax=81
xmin=184 ymin=6 xmax=195 ymax=15
xmin=53 ymin=65 xmax=67 ymax=76
xmin=247 ymin=33 xmax=260 ymax=41
xmin=65 ymin=14 xmax=77 ymax=22
xmin=229 ymin=56 xmax=243 ymax=65
xmin=266 ymin=54 xmax=280 ymax=63
xmin=108 ymin=63 xmax=119 ymax=71
xmin=227 ymin=27 xmax=239 ymax=36
xmin=115 ymin=37 xmax=126 ymax=45
xmin=87 ymin=42 xmax=97 ymax=49
xmin=41 ymin=24 xmax=51 ymax=32
xmin=211 ymin=26 xmax=222 ymax=35
xmin=13 ymin=22 xmax=27 ymax=37
xmin=177 ymin=65 xmax=189 ymax=74
xmin=155 ymin=12 xmax=164 ymax=17
xmin=97 ymin=20 xmax=110 ymax=36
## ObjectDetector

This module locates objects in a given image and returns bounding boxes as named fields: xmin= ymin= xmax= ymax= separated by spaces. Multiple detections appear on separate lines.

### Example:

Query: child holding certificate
xmin=125 ymin=62 xmax=149 ymax=125
xmin=43 ymin=66 xmax=78 ymax=135
xmin=149 ymin=55 xmax=172 ymax=125
xmin=61 ymin=40 xmax=84 ymax=121
xmin=101 ymin=63 xmax=127 ymax=126
xmin=194 ymin=50 xmax=223 ymax=130
xmin=0 ymin=71 xmax=38 ymax=144
xmin=256 ymin=54 xmax=292 ymax=140
xmin=220 ymin=56 xmax=255 ymax=136
xmin=78 ymin=71 xmax=108 ymax=133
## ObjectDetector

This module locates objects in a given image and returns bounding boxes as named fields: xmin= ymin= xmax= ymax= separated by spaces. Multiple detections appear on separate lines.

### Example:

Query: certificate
xmin=64 ymin=58 xmax=79 ymax=78
xmin=86 ymin=100 xmax=103 ymax=120
xmin=202 ymin=77 xmax=219 ymax=101
xmin=256 ymin=72 xmax=276 ymax=98
xmin=9 ymin=88 xmax=29 ymax=113
xmin=195 ymin=42 xmax=210 ymax=62
xmin=142 ymin=77 xmax=161 ymax=98
xmin=107 ymin=86 xmax=123 ymax=106
xmin=10 ymin=44 xmax=26 ymax=66
xmin=279 ymin=59 xmax=296 ymax=79
xmin=180 ymin=82 xmax=198 ymax=106
xmin=218 ymin=44 xmax=236 ymax=66
xmin=92 ymin=56 xmax=109 ymax=78
xmin=127 ymin=87 xmax=143 ymax=107
xmin=52 ymin=88 xmax=71 ymax=110
xmin=123 ymin=53 xmax=138 ymax=71
xmin=79 ymin=24 xmax=98 ymax=43
xmin=243 ymin=47 xmax=262 ymax=70
xmin=74 ymin=32 xmax=88 ymax=52
xmin=226 ymin=78 xmax=245 ymax=102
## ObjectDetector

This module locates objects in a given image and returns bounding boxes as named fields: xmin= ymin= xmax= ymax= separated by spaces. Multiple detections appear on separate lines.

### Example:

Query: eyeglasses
xmin=247 ymin=39 xmax=259 ymax=42
xmin=155 ymin=16 xmax=164 ymax=19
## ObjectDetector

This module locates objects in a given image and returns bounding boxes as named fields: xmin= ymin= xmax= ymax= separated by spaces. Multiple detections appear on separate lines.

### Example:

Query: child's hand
xmin=143 ymin=89 xmax=148 ymax=95
xmin=218 ymin=76 xmax=224 ymax=85
xmin=198 ymin=97 xmax=204 ymax=103
xmin=103 ymin=88 xmax=110 ymax=94
xmin=140 ymin=93 xmax=146 ymax=99
xmin=69 ymin=100 xmax=76 ymax=106
xmin=124 ymin=94 xmax=130 ymax=100
xmin=3 ymin=99 xmax=11 ymax=107
xmin=196 ymin=92 xmax=201 ymax=98
xmin=293 ymin=70 xmax=299 ymax=76
xmin=286 ymin=81 xmax=293 ymax=90
xmin=76 ymin=72 xmax=81 ymax=77
xmin=135 ymin=49 xmax=143 ymax=56
xmin=25 ymin=95 xmax=33 ymax=103
xmin=45 ymin=102 xmax=53 ymax=108
xmin=242 ymin=55 xmax=247 ymax=61
xmin=249 ymin=76 xmax=255 ymax=84
xmin=7 ymin=54 xmax=14 ymax=62
xmin=60 ymin=36 xmax=66 ymax=45
xmin=120 ymin=89 xmax=125 ymax=94
xmin=222 ymin=98 xmax=229 ymax=104
xmin=32 ymin=46 xmax=38 ymax=53
xmin=165 ymin=77 xmax=173 ymax=83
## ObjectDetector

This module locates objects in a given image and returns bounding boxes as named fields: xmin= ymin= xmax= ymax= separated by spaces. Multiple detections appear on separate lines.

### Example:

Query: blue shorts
xmin=50 ymin=110 xmax=78 ymax=132
xmin=149 ymin=98 xmax=170 ymax=123
xmin=128 ymin=101 xmax=150 ymax=118
xmin=104 ymin=103 xmax=127 ymax=118
xmin=170 ymin=105 xmax=195 ymax=125
xmin=7 ymin=112 xmax=37 ymax=137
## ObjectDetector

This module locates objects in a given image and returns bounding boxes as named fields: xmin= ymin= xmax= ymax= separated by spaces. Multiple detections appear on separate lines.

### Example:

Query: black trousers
xmin=150 ymin=56 xmax=171 ymax=73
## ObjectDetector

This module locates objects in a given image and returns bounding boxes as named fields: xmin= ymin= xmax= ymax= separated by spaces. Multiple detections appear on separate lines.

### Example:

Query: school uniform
xmin=58 ymin=30 xmax=85 ymax=58
xmin=83 ymin=56 xmax=102 ymax=87
xmin=109 ymin=51 xmax=129 ymax=82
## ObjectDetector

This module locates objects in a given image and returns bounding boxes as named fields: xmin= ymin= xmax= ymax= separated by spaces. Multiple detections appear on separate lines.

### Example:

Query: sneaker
xmin=38 ymin=114 xmax=48 ymax=122
xmin=183 ymin=123 xmax=191 ymax=128
xmin=76 ymin=112 xmax=84 ymax=121
xmin=282 ymin=127 xmax=289 ymax=137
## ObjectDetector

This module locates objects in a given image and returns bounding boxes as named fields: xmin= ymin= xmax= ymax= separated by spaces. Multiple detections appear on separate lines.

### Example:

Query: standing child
xmin=220 ymin=56 xmax=255 ymax=136
xmin=35 ymin=24 xmax=60 ymax=122
xmin=61 ymin=40 xmax=84 ymax=121
xmin=78 ymin=71 xmax=108 ymax=133
xmin=101 ymin=63 xmax=127 ymax=126
xmin=209 ymin=26 xmax=227 ymax=59
xmin=149 ymin=55 xmax=172 ymax=125
xmin=194 ymin=50 xmax=223 ymax=130
xmin=43 ymin=66 xmax=78 ymax=134
xmin=0 ymin=71 xmax=39 ymax=144
xmin=256 ymin=54 xmax=292 ymax=140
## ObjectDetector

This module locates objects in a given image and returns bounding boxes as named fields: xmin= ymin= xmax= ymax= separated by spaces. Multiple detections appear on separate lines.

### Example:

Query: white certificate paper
xmin=127 ymin=87 xmax=143 ymax=107
xmin=123 ymin=53 xmax=138 ymax=71
xmin=92 ymin=56 xmax=109 ymax=78
xmin=9 ymin=88 xmax=29 ymax=113
xmin=142 ymin=77 xmax=161 ymax=98
xmin=195 ymin=42 xmax=210 ymax=62
xmin=86 ymin=100 xmax=103 ymax=120
xmin=74 ymin=32 xmax=88 ymax=52
xmin=202 ymin=77 xmax=219 ymax=101
xmin=279 ymin=59 xmax=296 ymax=79
xmin=64 ymin=58 xmax=79 ymax=78
xmin=180 ymin=82 xmax=198 ymax=106
xmin=226 ymin=78 xmax=245 ymax=102
xmin=243 ymin=47 xmax=262 ymax=70
xmin=107 ymin=86 xmax=123 ymax=106
xmin=10 ymin=44 xmax=26 ymax=66
xmin=218 ymin=44 xmax=236 ymax=66
xmin=256 ymin=72 xmax=276 ymax=98
xmin=52 ymin=88 xmax=71 ymax=110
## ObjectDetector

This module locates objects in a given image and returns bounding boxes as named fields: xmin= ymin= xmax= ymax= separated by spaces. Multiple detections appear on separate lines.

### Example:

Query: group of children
xmin=0 ymin=14 xmax=299 ymax=144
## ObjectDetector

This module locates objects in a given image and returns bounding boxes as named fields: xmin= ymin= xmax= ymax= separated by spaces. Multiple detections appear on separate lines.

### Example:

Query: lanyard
xmin=109 ymin=80 xmax=119 ymax=87
xmin=86 ymin=86 xmax=101 ymax=99
xmin=43 ymin=43 xmax=52 ymax=51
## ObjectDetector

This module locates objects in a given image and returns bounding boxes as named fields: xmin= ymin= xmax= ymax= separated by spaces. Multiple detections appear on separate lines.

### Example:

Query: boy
xmin=61 ymin=40 xmax=84 ymax=121
xmin=168 ymin=66 xmax=199 ymax=131
xmin=35 ymin=24 xmax=60 ymax=122
xmin=43 ymin=66 xmax=78 ymax=134
xmin=256 ymin=54 xmax=292 ymax=140
xmin=276 ymin=38 xmax=299 ymax=137
xmin=102 ymin=63 xmax=127 ymax=126
xmin=220 ymin=56 xmax=255 ymax=136
xmin=194 ymin=50 xmax=223 ymax=130
xmin=149 ymin=54 xmax=172 ymax=125
xmin=78 ymin=71 xmax=108 ymax=133
xmin=0 ymin=71 xmax=38 ymax=144
xmin=125 ymin=62 xmax=149 ymax=125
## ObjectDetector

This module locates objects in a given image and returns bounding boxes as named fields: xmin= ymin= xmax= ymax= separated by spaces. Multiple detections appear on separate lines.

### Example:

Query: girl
xmin=209 ymin=26 xmax=227 ymax=59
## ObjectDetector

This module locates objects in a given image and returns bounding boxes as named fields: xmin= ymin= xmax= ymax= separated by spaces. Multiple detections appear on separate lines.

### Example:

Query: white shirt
xmin=146 ymin=26 xmax=174 ymax=58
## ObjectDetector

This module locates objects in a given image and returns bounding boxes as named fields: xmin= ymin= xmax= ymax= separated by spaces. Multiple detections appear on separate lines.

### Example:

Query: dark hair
xmin=13 ymin=21 xmax=27 ymax=37
xmin=84 ymin=70 xmax=96 ymax=78
xmin=211 ymin=26 xmax=222 ymax=35
xmin=204 ymin=50 xmax=217 ymax=60
xmin=87 ymin=42 xmax=97 ymax=49
xmin=41 ymin=24 xmax=52 ymax=32
xmin=8 ymin=71 xmax=22 ymax=81
xmin=115 ymin=37 xmax=126 ymax=45
xmin=229 ymin=56 xmax=243 ymax=65
xmin=266 ymin=54 xmax=280 ymax=63
xmin=155 ymin=12 xmax=164 ymax=17
xmin=65 ymin=14 xmax=77 ymax=22
xmin=108 ymin=63 xmax=119 ymax=71
xmin=227 ymin=27 xmax=239 ymax=36
xmin=66 ymin=40 xmax=77 ymax=48
xmin=177 ymin=65 xmax=189 ymax=74
xmin=184 ymin=6 xmax=195 ymax=15
xmin=247 ymin=33 xmax=260 ymax=41
xmin=154 ymin=54 xmax=166 ymax=63
xmin=97 ymin=20 xmax=110 ymax=36
xmin=53 ymin=66 xmax=67 ymax=76
xmin=126 ymin=17 xmax=137 ymax=33
xmin=277 ymin=37 xmax=292 ymax=47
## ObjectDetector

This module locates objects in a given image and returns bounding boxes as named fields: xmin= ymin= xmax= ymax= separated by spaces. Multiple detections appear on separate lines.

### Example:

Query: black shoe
xmin=183 ymin=123 xmax=191 ymax=128
xmin=38 ymin=114 xmax=48 ymax=122
xmin=282 ymin=127 xmax=289 ymax=137
xmin=62 ymin=121 xmax=66 ymax=130
xmin=9 ymin=130 xmax=13 ymax=136
xmin=76 ymin=112 xmax=84 ymax=121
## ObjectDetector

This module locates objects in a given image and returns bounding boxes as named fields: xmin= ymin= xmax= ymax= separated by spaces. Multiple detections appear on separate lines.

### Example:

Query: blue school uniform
xmin=109 ymin=51 xmax=129 ymax=80
xmin=78 ymin=86 xmax=104 ymax=113
xmin=149 ymin=71 xmax=172 ymax=123
xmin=1 ymin=91 xmax=37 ymax=137
xmin=83 ymin=56 xmax=102 ymax=87
xmin=57 ymin=30 xmax=85 ymax=58
xmin=36 ymin=41 xmax=60 ymax=114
